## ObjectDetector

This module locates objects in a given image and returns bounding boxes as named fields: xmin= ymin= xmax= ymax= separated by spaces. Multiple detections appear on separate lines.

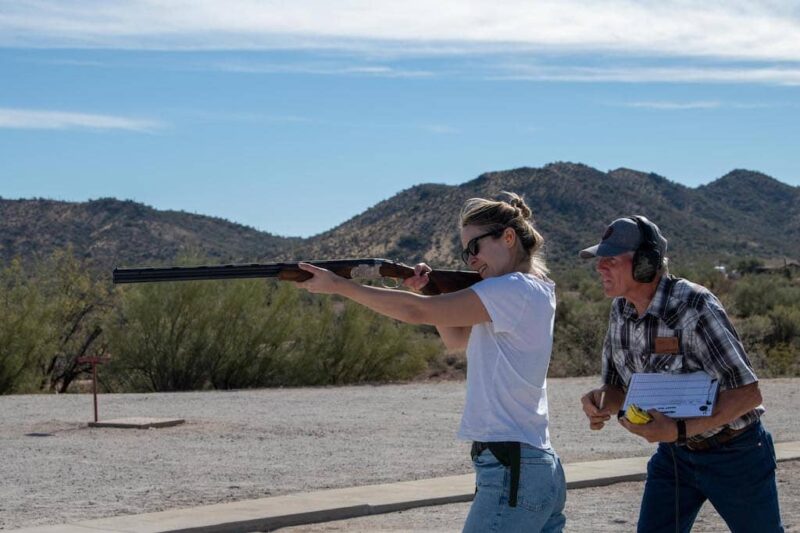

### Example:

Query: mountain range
xmin=2 ymin=163 xmax=798 ymax=271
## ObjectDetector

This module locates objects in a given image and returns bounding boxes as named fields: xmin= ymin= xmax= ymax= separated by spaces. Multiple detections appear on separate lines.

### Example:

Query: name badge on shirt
xmin=654 ymin=337 xmax=680 ymax=354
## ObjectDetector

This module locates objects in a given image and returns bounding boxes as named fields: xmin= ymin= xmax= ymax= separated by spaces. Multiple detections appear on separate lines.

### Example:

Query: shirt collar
xmin=620 ymin=275 xmax=673 ymax=321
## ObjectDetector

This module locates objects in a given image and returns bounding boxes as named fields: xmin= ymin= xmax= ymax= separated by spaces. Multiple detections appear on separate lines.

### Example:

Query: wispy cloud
xmin=617 ymin=100 xmax=793 ymax=110
xmin=24 ymin=58 xmax=108 ymax=68
xmin=1 ymin=1 xmax=799 ymax=62
xmin=0 ymin=108 xmax=164 ymax=132
xmin=212 ymin=60 xmax=432 ymax=78
xmin=623 ymin=101 xmax=722 ymax=110
xmin=3 ymin=1 xmax=800 ymax=87
xmin=492 ymin=64 xmax=800 ymax=86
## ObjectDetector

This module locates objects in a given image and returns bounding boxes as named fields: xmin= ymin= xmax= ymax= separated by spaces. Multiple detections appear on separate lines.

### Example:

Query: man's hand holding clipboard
xmin=618 ymin=406 xmax=681 ymax=443
xmin=616 ymin=371 xmax=720 ymax=443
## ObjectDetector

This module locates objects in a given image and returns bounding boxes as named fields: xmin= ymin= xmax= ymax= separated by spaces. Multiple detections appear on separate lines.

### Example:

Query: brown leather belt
xmin=684 ymin=423 xmax=755 ymax=451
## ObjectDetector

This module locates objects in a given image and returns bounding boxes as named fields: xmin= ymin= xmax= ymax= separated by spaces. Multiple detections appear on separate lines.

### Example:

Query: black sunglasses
xmin=461 ymin=228 xmax=505 ymax=264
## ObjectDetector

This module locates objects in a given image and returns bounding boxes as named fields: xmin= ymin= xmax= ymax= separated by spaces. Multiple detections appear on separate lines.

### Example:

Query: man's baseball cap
xmin=579 ymin=217 xmax=667 ymax=259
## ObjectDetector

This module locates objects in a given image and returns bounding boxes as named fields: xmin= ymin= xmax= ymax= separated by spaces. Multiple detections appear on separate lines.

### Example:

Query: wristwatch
xmin=675 ymin=419 xmax=687 ymax=446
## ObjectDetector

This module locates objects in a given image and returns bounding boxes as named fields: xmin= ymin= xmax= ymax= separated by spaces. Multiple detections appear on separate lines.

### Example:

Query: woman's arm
xmin=436 ymin=326 xmax=472 ymax=351
xmin=404 ymin=263 xmax=473 ymax=349
xmin=295 ymin=263 xmax=490 ymax=327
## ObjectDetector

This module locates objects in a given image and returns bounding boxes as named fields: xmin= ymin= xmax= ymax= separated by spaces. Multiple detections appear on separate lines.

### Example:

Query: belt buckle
xmin=684 ymin=438 xmax=702 ymax=451
xmin=685 ymin=438 xmax=711 ymax=452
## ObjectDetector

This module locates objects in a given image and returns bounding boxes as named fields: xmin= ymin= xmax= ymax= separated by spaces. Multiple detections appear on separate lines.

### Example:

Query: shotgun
xmin=112 ymin=258 xmax=482 ymax=296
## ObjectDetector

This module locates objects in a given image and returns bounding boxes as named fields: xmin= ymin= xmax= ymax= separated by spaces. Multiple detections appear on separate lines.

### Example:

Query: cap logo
xmin=602 ymin=226 xmax=614 ymax=241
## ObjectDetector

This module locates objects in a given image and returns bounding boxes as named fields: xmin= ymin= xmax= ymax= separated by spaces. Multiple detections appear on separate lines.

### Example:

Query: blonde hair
xmin=459 ymin=191 xmax=548 ymax=276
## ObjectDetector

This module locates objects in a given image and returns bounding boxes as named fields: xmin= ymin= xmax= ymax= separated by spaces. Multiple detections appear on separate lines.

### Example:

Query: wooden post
xmin=76 ymin=356 xmax=111 ymax=423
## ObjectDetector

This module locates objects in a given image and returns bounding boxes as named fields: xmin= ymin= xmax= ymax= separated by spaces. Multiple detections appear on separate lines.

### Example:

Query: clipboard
xmin=621 ymin=371 xmax=719 ymax=418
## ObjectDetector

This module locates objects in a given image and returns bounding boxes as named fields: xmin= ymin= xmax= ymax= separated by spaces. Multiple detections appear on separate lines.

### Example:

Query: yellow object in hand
xmin=625 ymin=404 xmax=653 ymax=424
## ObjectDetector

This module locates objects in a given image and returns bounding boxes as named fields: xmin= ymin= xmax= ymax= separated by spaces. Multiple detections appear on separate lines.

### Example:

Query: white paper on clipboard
xmin=622 ymin=371 xmax=719 ymax=418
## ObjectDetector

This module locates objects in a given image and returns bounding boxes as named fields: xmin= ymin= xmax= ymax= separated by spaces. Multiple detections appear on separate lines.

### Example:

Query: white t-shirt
xmin=456 ymin=272 xmax=556 ymax=449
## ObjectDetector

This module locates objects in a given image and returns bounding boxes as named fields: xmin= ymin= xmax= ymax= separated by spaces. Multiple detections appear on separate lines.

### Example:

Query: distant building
xmin=754 ymin=258 xmax=800 ymax=275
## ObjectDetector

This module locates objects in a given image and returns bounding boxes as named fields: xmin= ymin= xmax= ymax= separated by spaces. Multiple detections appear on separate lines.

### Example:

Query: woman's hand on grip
xmin=403 ymin=263 xmax=432 ymax=292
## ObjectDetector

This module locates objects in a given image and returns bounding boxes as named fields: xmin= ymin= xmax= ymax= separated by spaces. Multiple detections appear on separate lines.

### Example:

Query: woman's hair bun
xmin=460 ymin=189 xmax=547 ymax=276
xmin=499 ymin=191 xmax=532 ymax=219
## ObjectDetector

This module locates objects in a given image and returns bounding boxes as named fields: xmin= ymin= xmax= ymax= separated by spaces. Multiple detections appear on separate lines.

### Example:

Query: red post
xmin=92 ymin=363 xmax=98 ymax=422
xmin=77 ymin=356 xmax=111 ymax=423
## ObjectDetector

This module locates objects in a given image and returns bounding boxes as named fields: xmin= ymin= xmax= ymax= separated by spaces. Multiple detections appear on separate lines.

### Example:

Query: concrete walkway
xmin=12 ymin=441 xmax=800 ymax=533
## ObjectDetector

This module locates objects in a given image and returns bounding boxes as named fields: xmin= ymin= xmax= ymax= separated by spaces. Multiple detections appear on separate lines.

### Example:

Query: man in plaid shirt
xmin=579 ymin=216 xmax=783 ymax=532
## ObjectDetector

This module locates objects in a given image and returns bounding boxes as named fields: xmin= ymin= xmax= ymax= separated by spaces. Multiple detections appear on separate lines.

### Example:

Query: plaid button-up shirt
xmin=602 ymin=275 xmax=762 ymax=440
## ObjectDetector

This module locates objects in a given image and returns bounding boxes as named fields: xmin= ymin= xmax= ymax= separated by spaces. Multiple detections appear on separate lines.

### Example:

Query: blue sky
xmin=1 ymin=1 xmax=799 ymax=237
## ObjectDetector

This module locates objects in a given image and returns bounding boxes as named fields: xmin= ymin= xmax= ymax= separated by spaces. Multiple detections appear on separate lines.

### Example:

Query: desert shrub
xmin=731 ymin=275 xmax=800 ymax=317
xmin=107 ymin=280 xmax=221 ymax=391
xmin=769 ymin=305 xmax=800 ymax=345
xmin=107 ymin=279 xmax=304 ymax=391
xmin=761 ymin=343 xmax=800 ymax=377
xmin=555 ymin=266 xmax=604 ymax=300
xmin=731 ymin=315 xmax=771 ymax=375
xmin=733 ymin=315 xmax=773 ymax=351
xmin=550 ymin=291 xmax=609 ymax=377
xmin=0 ymin=261 xmax=52 ymax=393
xmin=206 ymin=282 xmax=302 ymax=389
xmin=106 ymin=278 xmax=440 ymax=391
xmin=287 ymin=297 xmax=441 ymax=385
xmin=735 ymin=258 xmax=765 ymax=275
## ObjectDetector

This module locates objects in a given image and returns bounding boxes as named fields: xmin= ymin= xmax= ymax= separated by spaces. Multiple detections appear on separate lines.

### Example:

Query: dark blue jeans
xmin=638 ymin=421 xmax=783 ymax=533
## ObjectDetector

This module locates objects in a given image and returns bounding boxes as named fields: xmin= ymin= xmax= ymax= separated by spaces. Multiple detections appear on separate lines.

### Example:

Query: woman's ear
xmin=503 ymin=227 xmax=516 ymax=248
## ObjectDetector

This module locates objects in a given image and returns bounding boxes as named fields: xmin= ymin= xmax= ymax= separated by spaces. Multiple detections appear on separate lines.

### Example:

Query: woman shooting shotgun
xmin=295 ymin=192 xmax=566 ymax=533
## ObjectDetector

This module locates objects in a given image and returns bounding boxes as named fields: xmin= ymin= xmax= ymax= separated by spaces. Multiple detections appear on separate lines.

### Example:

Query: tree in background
xmin=35 ymin=249 xmax=113 ymax=392
xmin=1 ymin=251 xmax=798 ymax=394
xmin=0 ymin=260 xmax=51 ymax=393
xmin=0 ymin=251 xmax=111 ymax=393
xmin=108 ymin=279 xmax=230 ymax=391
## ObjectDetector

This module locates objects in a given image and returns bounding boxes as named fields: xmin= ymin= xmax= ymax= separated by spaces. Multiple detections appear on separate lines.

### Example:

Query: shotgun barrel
xmin=113 ymin=258 xmax=482 ymax=295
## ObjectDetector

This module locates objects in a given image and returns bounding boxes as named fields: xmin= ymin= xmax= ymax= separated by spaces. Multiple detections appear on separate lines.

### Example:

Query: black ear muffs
xmin=630 ymin=216 xmax=662 ymax=283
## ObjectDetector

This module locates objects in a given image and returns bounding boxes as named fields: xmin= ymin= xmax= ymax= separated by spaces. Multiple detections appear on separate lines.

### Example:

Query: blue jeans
xmin=638 ymin=421 xmax=783 ymax=533
xmin=463 ymin=444 xmax=566 ymax=533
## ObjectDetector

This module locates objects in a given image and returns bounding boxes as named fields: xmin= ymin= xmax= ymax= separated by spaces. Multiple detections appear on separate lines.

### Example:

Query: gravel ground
xmin=1 ymin=377 xmax=798 ymax=531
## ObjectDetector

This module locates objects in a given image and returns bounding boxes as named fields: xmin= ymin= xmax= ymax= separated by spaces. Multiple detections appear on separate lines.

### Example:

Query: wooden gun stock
xmin=376 ymin=262 xmax=482 ymax=295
